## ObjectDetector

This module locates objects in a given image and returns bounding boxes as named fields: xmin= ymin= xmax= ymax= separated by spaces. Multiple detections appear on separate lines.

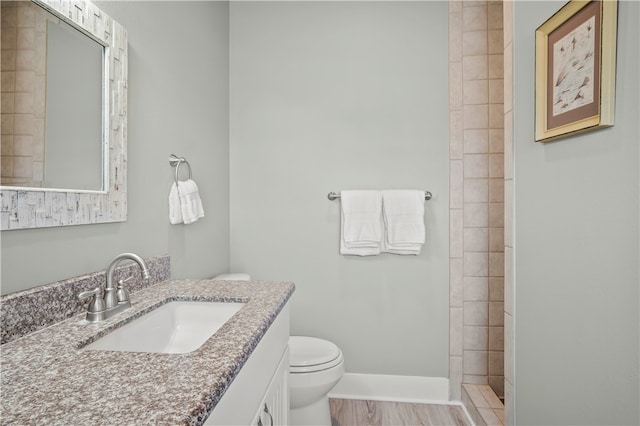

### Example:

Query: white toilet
xmin=213 ymin=273 xmax=345 ymax=426
xmin=289 ymin=335 xmax=344 ymax=426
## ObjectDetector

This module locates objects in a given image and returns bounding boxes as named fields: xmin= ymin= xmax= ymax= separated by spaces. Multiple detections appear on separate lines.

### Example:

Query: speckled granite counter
xmin=0 ymin=278 xmax=295 ymax=425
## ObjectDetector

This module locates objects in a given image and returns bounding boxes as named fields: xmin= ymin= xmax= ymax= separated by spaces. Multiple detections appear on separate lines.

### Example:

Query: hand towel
xmin=177 ymin=179 xmax=205 ymax=224
xmin=340 ymin=190 xmax=383 ymax=256
xmin=382 ymin=190 xmax=425 ymax=255
xmin=169 ymin=182 xmax=183 ymax=225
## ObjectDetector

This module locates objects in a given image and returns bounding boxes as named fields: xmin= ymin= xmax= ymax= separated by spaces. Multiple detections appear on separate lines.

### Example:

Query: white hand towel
xmin=169 ymin=182 xmax=183 ymax=224
xmin=382 ymin=190 xmax=425 ymax=255
xmin=340 ymin=190 xmax=383 ymax=256
xmin=177 ymin=179 xmax=205 ymax=224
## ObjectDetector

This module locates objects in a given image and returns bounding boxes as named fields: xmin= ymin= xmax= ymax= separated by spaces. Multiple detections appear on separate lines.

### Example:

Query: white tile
xmin=450 ymin=62 xmax=463 ymax=111
xmin=489 ymin=252 xmax=504 ymax=277
xmin=464 ymin=300 xmax=488 ymax=325
xmin=464 ymin=154 xmax=489 ymax=178
xmin=464 ymin=104 xmax=489 ymax=130
xmin=450 ymin=110 xmax=464 ymax=160
xmin=489 ymin=227 xmax=504 ymax=252
xmin=449 ymin=356 xmax=463 ymax=401
xmin=13 ymin=113 xmax=32 ymax=135
xmin=449 ymin=11 xmax=462 ymax=62
xmin=451 ymin=307 xmax=464 ymax=355
xmin=489 ymin=178 xmax=504 ymax=203
xmin=464 ymin=252 xmax=488 ymax=277
xmin=489 ymin=79 xmax=504 ymax=104
xmin=15 ymin=70 xmax=34 ymax=92
xmin=451 ymin=160 xmax=464 ymax=208
xmin=464 ymin=202 xmax=489 ymax=227
xmin=489 ymin=326 xmax=504 ymax=351
xmin=464 ymin=79 xmax=489 ymax=105
xmin=464 ymin=325 xmax=488 ymax=351
xmin=463 ymin=55 xmax=488 ymax=81
xmin=489 ymin=129 xmax=504 ymax=153
xmin=488 ymin=2 xmax=503 ymax=30
xmin=488 ymin=54 xmax=504 ymax=79
xmin=464 ymin=227 xmax=489 ymax=252
xmin=488 ymin=104 xmax=504 ymax=129
xmin=464 ymin=276 xmax=489 ymax=301
xmin=16 ymin=28 xmax=35 ymax=49
xmin=451 ymin=209 xmax=464 ymax=258
xmin=464 ymin=179 xmax=489 ymax=203
xmin=14 ymin=92 xmax=33 ymax=113
xmin=464 ymin=350 xmax=488 ymax=375
xmin=13 ymin=134 xmax=32 ymax=156
xmin=463 ymin=30 xmax=488 ymax=56
xmin=488 ymin=29 xmax=503 ymax=54
xmin=464 ymin=129 xmax=489 ymax=154
xmin=489 ymin=153 xmax=504 ymax=178
xmin=489 ymin=277 xmax=504 ymax=301
xmin=451 ymin=258 xmax=464 ymax=307
xmin=463 ymin=5 xmax=488 ymax=31
xmin=489 ymin=301 xmax=504 ymax=327
xmin=13 ymin=155 xmax=32 ymax=178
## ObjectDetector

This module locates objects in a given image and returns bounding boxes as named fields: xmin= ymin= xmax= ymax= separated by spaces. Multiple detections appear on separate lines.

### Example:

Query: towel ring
xmin=169 ymin=154 xmax=192 ymax=184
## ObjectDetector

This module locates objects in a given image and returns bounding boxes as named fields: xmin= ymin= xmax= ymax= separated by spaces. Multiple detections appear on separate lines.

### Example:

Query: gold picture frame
xmin=535 ymin=0 xmax=618 ymax=143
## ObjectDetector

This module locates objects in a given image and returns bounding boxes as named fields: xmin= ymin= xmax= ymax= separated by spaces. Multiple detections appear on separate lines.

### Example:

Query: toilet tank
xmin=213 ymin=273 xmax=250 ymax=281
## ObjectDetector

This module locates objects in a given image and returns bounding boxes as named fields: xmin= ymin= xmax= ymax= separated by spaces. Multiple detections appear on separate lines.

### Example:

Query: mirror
xmin=1 ymin=1 xmax=104 ymax=190
xmin=0 ymin=0 xmax=127 ymax=230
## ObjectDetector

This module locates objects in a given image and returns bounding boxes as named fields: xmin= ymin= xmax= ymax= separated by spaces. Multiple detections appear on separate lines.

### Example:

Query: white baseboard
xmin=328 ymin=373 xmax=451 ymax=405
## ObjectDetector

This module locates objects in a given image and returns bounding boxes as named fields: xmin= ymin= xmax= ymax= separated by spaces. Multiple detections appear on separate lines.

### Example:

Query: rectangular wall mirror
xmin=0 ymin=0 xmax=128 ymax=230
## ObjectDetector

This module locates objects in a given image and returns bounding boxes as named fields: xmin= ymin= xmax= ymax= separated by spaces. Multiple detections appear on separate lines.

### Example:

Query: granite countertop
xmin=0 ymin=279 xmax=295 ymax=425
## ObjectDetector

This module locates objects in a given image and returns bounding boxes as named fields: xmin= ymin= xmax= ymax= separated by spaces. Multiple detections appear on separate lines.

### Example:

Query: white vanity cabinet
xmin=205 ymin=304 xmax=289 ymax=425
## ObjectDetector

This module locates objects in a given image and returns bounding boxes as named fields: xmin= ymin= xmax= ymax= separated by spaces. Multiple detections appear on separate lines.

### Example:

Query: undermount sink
xmin=84 ymin=300 xmax=245 ymax=354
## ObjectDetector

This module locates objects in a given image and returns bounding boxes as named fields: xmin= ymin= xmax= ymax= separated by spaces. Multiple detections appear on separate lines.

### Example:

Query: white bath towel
xmin=340 ymin=190 xmax=383 ymax=256
xmin=382 ymin=190 xmax=425 ymax=255
xmin=169 ymin=182 xmax=183 ymax=225
xmin=169 ymin=179 xmax=205 ymax=225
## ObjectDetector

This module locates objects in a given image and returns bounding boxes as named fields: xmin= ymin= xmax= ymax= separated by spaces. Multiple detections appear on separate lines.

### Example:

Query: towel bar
xmin=169 ymin=154 xmax=192 ymax=184
xmin=327 ymin=191 xmax=432 ymax=201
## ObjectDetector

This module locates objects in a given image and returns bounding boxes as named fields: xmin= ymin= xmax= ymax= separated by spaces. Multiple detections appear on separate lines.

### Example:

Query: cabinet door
xmin=255 ymin=346 xmax=289 ymax=426
xmin=206 ymin=305 xmax=289 ymax=425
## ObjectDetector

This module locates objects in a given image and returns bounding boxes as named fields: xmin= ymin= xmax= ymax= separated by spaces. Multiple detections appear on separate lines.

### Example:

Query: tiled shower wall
xmin=1 ymin=1 xmax=50 ymax=187
xmin=449 ymin=0 xmax=505 ymax=401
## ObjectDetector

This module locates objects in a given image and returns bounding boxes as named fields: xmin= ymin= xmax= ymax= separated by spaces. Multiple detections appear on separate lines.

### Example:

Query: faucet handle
xmin=116 ymin=276 xmax=133 ymax=303
xmin=78 ymin=288 xmax=106 ymax=313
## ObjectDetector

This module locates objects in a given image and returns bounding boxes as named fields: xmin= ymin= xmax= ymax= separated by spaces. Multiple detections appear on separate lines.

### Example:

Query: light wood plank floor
xmin=329 ymin=398 xmax=472 ymax=426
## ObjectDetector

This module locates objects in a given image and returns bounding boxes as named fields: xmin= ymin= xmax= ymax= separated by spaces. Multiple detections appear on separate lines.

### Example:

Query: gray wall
xmin=229 ymin=1 xmax=450 ymax=377
xmin=513 ymin=1 xmax=639 ymax=424
xmin=1 ymin=1 xmax=231 ymax=295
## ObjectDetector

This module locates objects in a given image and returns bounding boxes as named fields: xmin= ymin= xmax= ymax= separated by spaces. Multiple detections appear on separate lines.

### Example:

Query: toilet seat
xmin=289 ymin=336 xmax=344 ymax=374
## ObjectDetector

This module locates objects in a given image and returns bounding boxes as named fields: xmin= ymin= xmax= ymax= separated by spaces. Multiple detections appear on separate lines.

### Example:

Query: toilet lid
xmin=289 ymin=336 xmax=343 ymax=373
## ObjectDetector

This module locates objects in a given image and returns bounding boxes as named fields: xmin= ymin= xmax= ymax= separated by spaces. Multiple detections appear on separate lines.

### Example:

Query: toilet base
xmin=290 ymin=394 xmax=332 ymax=426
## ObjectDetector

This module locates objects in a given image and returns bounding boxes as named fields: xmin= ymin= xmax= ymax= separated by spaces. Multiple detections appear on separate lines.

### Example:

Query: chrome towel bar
xmin=327 ymin=191 xmax=432 ymax=201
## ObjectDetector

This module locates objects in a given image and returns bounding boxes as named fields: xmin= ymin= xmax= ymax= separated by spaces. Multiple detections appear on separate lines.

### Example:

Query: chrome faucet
xmin=78 ymin=253 xmax=150 ymax=323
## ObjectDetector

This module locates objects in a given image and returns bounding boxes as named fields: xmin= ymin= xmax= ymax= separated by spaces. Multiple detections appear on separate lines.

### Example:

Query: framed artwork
xmin=535 ymin=0 xmax=618 ymax=143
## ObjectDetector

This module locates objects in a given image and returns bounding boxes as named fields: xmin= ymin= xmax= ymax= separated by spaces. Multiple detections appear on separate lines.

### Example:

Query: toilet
xmin=213 ymin=273 xmax=345 ymax=426
xmin=288 ymin=335 xmax=344 ymax=425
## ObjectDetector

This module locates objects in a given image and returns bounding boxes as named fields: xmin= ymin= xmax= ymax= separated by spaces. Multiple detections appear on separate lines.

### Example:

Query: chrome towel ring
xmin=169 ymin=154 xmax=192 ymax=184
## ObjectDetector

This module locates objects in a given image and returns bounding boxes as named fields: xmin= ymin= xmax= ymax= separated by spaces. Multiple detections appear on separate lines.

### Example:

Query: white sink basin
xmin=84 ymin=300 xmax=245 ymax=354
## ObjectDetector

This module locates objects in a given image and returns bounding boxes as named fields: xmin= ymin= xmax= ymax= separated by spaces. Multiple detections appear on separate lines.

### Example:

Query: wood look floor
xmin=329 ymin=398 xmax=472 ymax=426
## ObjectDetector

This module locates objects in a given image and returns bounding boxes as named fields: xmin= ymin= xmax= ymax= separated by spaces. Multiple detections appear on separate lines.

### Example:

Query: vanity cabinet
xmin=206 ymin=304 xmax=289 ymax=425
